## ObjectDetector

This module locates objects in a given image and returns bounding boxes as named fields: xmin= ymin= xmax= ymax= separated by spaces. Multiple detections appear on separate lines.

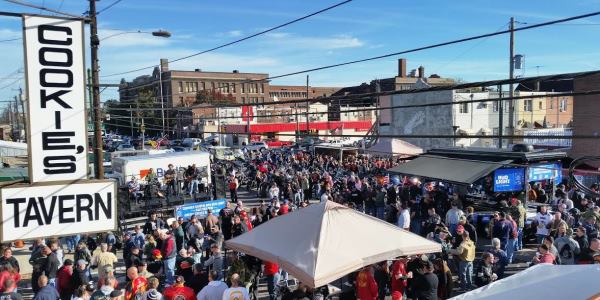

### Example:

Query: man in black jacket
xmin=143 ymin=212 xmax=166 ymax=235
xmin=0 ymin=248 xmax=19 ymax=272
xmin=412 ymin=260 xmax=438 ymax=300
xmin=43 ymin=246 xmax=60 ymax=288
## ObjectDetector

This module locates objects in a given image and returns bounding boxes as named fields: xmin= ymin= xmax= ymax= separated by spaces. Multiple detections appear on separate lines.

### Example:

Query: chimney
xmin=160 ymin=58 xmax=169 ymax=72
xmin=233 ymin=70 xmax=239 ymax=73
xmin=398 ymin=58 xmax=407 ymax=78
xmin=535 ymin=81 xmax=540 ymax=91
xmin=418 ymin=66 xmax=425 ymax=78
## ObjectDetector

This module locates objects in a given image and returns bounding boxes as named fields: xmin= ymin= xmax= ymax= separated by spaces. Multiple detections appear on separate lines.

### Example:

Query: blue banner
xmin=493 ymin=168 xmax=525 ymax=192
xmin=528 ymin=163 xmax=562 ymax=183
xmin=175 ymin=199 xmax=227 ymax=219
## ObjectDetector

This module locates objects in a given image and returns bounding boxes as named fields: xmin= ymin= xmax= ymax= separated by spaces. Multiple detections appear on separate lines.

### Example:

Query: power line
xmin=2 ymin=0 xmax=86 ymax=19
xmin=101 ymin=0 xmax=353 ymax=77
xmin=96 ymin=0 xmax=124 ymax=15
xmin=0 ymin=37 xmax=21 ymax=43
xmin=116 ymin=9 xmax=600 ymax=92
xmin=105 ymin=89 xmax=595 ymax=121
xmin=107 ymin=69 xmax=600 ymax=112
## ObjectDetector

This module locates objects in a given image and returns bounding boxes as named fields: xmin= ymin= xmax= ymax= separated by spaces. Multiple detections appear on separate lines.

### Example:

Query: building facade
xmin=119 ymin=58 xmax=270 ymax=108
xmin=570 ymin=73 xmax=600 ymax=161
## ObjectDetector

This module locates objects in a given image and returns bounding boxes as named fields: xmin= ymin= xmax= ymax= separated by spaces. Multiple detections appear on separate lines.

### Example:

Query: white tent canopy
xmin=451 ymin=264 xmax=600 ymax=300
xmin=225 ymin=201 xmax=441 ymax=288
xmin=364 ymin=138 xmax=423 ymax=157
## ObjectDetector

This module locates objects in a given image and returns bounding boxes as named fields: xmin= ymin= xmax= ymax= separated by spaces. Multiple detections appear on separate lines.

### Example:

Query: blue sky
xmin=1 ymin=0 xmax=600 ymax=103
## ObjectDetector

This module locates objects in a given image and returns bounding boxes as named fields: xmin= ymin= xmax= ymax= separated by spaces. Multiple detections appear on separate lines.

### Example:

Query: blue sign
xmin=175 ymin=199 xmax=227 ymax=219
xmin=493 ymin=168 xmax=525 ymax=192
xmin=528 ymin=163 xmax=562 ymax=183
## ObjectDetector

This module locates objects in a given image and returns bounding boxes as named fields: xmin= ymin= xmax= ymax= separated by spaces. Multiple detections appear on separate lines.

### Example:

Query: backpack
xmin=229 ymin=181 xmax=237 ymax=190
xmin=559 ymin=243 xmax=573 ymax=259
xmin=386 ymin=205 xmax=398 ymax=223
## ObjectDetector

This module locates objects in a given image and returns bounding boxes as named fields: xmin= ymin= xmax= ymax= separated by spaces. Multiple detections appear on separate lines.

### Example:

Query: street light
xmin=100 ymin=30 xmax=171 ymax=41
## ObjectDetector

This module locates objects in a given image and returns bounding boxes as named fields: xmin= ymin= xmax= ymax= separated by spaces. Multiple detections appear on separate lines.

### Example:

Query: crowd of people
xmin=2 ymin=148 xmax=600 ymax=300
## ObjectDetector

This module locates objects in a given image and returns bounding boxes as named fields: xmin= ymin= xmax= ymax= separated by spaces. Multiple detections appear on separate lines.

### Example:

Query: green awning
xmin=0 ymin=168 xmax=28 ymax=182
xmin=388 ymin=155 xmax=512 ymax=185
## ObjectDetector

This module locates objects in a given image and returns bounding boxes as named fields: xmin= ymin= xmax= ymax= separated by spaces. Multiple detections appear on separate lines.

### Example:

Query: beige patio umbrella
xmin=225 ymin=201 xmax=441 ymax=288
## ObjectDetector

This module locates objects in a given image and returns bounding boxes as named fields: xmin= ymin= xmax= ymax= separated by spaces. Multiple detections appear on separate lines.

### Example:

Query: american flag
xmin=156 ymin=135 xmax=168 ymax=149
xmin=382 ymin=174 xmax=390 ymax=185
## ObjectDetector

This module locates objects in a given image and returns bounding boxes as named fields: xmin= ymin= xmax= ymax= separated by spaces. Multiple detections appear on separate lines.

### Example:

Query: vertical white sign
xmin=23 ymin=16 xmax=88 ymax=183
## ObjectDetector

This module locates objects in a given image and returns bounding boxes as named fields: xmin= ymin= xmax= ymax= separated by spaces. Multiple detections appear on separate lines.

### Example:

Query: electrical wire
xmin=0 ymin=37 xmax=22 ymax=43
xmin=96 ymin=0 xmax=124 ymax=15
xmin=2 ymin=0 xmax=86 ymax=19
xmin=101 ymin=0 xmax=353 ymax=77
xmin=112 ymin=69 xmax=600 ymax=109
xmin=104 ymin=10 xmax=600 ymax=91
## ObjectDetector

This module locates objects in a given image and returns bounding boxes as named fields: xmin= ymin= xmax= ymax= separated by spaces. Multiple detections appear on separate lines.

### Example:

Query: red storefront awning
xmin=223 ymin=121 xmax=372 ymax=134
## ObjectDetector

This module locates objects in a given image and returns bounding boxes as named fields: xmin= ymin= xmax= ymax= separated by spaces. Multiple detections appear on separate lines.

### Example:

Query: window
xmin=241 ymin=83 xmax=245 ymax=94
xmin=459 ymin=102 xmax=469 ymax=113
xmin=524 ymin=99 xmax=533 ymax=112
xmin=178 ymin=81 xmax=183 ymax=93
xmin=493 ymin=128 xmax=499 ymax=135
xmin=260 ymin=83 xmax=264 ymax=94
xmin=492 ymin=101 xmax=499 ymax=112
xmin=538 ymin=101 xmax=543 ymax=110
xmin=231 ymin=83 xmax=236 ymax=93
xmin=200 ymin=82 xmax=205 ymax=90
xmin=550 ymin=100 xmax=554 ymax=109
xmin=241 ymin=97 xmax=246 ymax=104
xmin=559 ymin=98 xmax=567 ymax=112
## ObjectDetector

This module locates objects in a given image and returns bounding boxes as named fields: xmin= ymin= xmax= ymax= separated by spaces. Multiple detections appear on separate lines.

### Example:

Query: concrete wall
xmin=383 ymin=90 xmax=454 ymax=149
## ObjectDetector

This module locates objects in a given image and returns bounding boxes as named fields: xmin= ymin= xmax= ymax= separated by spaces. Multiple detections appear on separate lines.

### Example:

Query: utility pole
xmin=507 ymin=17 xmax=515 ymax=146
xmin=498 ymin=85 xmax=503 ymax=148
xmin=13 ymin=96 xmax=20 ymax=140
xmin=158 ymin=63 xmax=165 ymax=135
xmin=90 ymin=0 xmax=104 ymax=179
xmin=18 ymin=88 xmax=26 ymax=142
xmin=7 ymin=103 xmax=13 ymax=140
xmin=305 ymin=75 xmax=310 ymax=139
xmin=130 ymin=105 xmax=134 ymax=137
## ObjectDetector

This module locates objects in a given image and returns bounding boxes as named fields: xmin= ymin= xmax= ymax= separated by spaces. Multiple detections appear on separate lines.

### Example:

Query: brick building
xmin=269 ymin=85 xmax=340 ymax=101
xmin=119 ymin=58 xmax=270 ymax=107
xmin=570 ymin=73 xmax=600 ymax=161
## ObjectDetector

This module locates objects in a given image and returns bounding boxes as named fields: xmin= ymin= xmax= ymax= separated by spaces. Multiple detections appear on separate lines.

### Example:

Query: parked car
xmin=265 ymin=139 xmax=293 ymax=148
xmin=244 ymin=141 xmax=269 ymax=151
xmin=116 ymin=143 xmax=135 ymax=151
xmin=171 ymin=146 xmax=187 ymax=152
xmin=169 ymin=139 xmax=183 ymax=147
xmin=182 ymin=138 xmax=202 ymax=148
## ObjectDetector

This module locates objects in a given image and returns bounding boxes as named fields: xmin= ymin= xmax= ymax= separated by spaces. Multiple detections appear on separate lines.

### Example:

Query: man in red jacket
xmin=263 ymin=261 xmax=280 ymax=300
xmin=56 ymin=259 xmax=73 ymax=300
xmin=355 ymin=266 xmax=378 ymax=300
xmin=390 ymin=259 xmax=410 ymax=300
xmin=160 ymin=229 xmax=177 ymax=285
xmin=163 ymin=276 xmax=195 ymax=300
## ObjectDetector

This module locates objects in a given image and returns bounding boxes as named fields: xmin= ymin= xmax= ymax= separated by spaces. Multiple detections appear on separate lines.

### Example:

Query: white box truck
xmin=112 ymin=151 xmax=211 ymax=186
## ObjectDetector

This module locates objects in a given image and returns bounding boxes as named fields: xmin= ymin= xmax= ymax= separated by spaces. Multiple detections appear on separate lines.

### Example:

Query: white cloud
xmin=226 ymin=30 xmax=243 ymax=37
xmin=0 ymin=28 xmax=21 ymax=39
xmin=265 ymin=32 xmax=365 ymax=49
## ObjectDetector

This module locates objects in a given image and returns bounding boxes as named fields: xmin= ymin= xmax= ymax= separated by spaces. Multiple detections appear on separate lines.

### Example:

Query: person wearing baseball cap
xmin=72 ymin=260 xmax=91 ymax=294
xmin=162 ymin=276 xmax=195 ymax=300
